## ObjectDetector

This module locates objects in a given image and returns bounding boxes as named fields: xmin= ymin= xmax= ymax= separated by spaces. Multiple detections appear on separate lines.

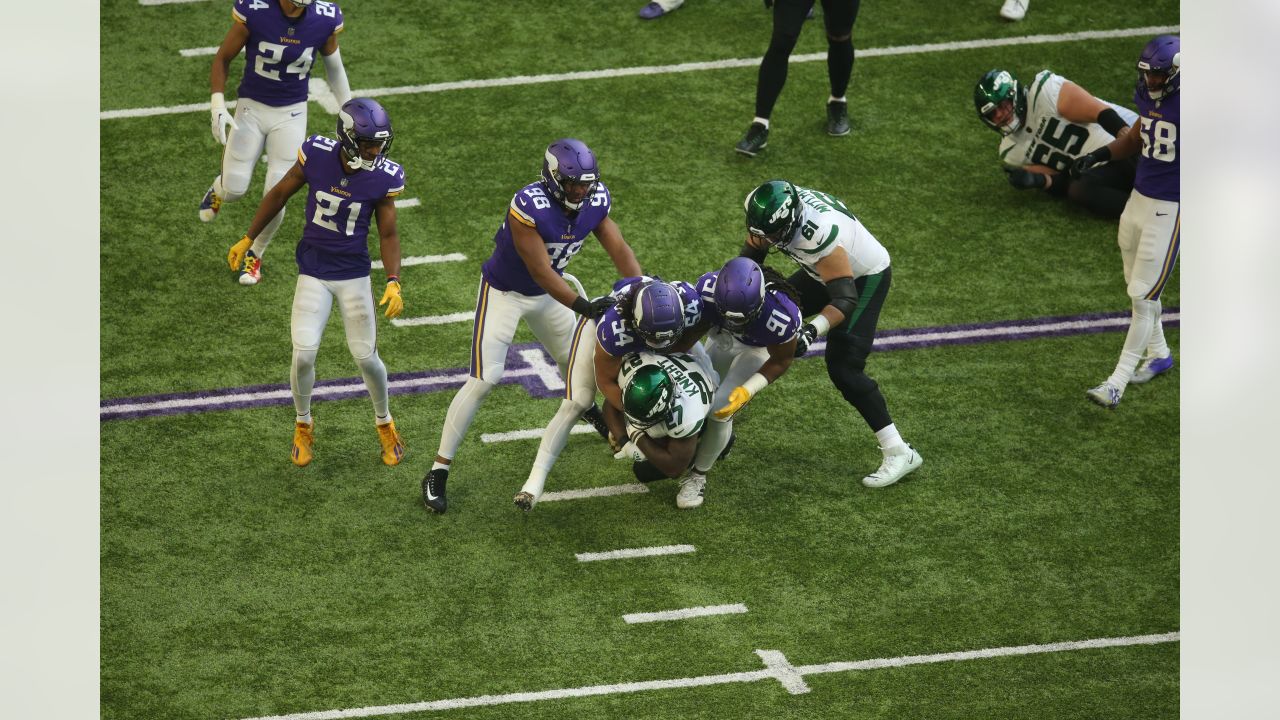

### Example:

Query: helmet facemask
xmin=974 ymin=70 xmax=1027 ymax=136
xmin=542 ymin=140 xmax=600 ymax=211
xmin=744 ymin=180 xmax=803 ymax=249
xmin=1138 ymin=35 xmax=1181 ymax=100
xmin=337 ymin=99 xmax=394 ymax=171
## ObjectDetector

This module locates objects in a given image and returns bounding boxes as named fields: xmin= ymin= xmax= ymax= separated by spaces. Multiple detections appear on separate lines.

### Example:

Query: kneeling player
xmin=606 ymin=351 xmax=720 ymax=509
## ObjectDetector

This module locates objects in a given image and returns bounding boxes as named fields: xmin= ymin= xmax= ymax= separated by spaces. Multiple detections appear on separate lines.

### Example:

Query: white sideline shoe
xmin=862 ymin=444 xmax=922 ymax=488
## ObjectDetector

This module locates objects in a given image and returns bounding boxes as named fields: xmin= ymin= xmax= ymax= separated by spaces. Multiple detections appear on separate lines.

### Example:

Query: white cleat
xmin=676 ymin=473 xmax=706 ymax=509
xmin=999 ymin=0 xmax=1029 ymax=21
xmin=1086 ymin=381 xmax=1123 ymax=409
xmin=862 ymin=444 xmax=922 ymax=488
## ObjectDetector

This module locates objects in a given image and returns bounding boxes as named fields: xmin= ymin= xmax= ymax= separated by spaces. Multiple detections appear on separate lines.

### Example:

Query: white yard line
xmin=178 ymin=46 xmax=218 ymax=57
xmin=392 ymin=197 xmax=421 ymax=209
xmin=103 ymin=25 xmax=1179 ymax=120
xmin=236 ymin=632 xmax=1179 ymax=720
xmin=389 ymin=311 xmax=474 ymax=328
xmin=575 ymin=545 xmax=696 ymax=563
xmin=481 ymin=425 xmax=597 ymax=443
xmin=307 ymin=77 xmax=342 ymax=114
xmin=538 ymin=484 xmax=650 ymax=503
xmin=624 ymin=603 xmax=749 ymax=625
xmin=372 ymin=252 xmax=466 ymax=270
xmin=139 ymin=0 xmax=207 ymax=5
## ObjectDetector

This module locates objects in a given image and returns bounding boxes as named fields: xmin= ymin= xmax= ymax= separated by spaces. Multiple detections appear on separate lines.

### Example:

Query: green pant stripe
xmin=842 ymin=271 xmax=883 ymax=332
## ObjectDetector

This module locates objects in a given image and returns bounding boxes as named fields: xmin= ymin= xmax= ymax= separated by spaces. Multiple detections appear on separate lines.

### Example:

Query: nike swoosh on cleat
xmin=424 ymin=488 xmax=438 ymax=500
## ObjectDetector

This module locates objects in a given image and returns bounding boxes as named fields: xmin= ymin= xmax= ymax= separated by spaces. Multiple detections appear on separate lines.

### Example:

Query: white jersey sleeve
xmin=1000 ymin=70 xmax=1141 ymax=172
xmin=777 ymin=187 xmax=890 ymax=282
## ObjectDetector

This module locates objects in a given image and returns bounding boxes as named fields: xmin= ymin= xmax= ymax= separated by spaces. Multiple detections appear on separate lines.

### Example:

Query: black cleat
xmin=580 ymin=403 xmax=610 ymax=442
xmin=513 ymin=491 xmax=534 ymax=512
xmin=734 ymin=122 xmax=769 ymax=157
xmin=422 ymin=468 xmax=448 ymax=514
xmin=826 ymin=101 xmax=850 ymax=136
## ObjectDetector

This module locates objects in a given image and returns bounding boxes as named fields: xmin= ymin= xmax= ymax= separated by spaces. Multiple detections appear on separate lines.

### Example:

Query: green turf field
xmin=101 ymin=1 xmax=1180 ymax=718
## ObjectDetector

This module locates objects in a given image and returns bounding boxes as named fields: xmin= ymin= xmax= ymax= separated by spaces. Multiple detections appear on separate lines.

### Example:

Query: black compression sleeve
xmin=1096 ymin=107 xmax=1129 ymax=137
xmin=826 ymin=276 xmax=859 ymax=318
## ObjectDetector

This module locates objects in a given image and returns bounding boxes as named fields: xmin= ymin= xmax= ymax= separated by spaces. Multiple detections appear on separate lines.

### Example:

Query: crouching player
xmin=233 ymin=97 xmax=407 ymax=466
xmin=606 ymin=351 xmax=720 ymax=509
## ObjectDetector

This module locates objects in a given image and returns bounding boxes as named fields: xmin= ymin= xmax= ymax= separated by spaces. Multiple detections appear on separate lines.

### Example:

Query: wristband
xmin=810 ymin=314 xmax=832 ymax=337
xmin=1091 ymin=146 xmax=1112 ymax=163
xmin=211 ymin=92 xmax=226 ymax=110
xmin=386 ymin=276 xmax=399 ymax=284
xmin=1096 ymin=107 xmax=1128 ymax=137
xmin=742 ymin=372 xmax=769 ymax=397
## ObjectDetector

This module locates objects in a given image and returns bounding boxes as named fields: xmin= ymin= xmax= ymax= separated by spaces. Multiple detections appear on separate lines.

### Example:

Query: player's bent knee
xmin=292 ymin=348 xmax=318 ymax=370
xmin=347 ymin=338 xmax=375 ymax=360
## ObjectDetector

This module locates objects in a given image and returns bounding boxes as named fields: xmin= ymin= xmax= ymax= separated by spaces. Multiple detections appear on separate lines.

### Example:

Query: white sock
xmin=523 ymin=400 xmax=588 ymax=497
xmin=296 ymin=412 xmax=312 ymax=425
xmin=291 ymin=348 xmax=317 ymax=419
xmin=356 ymin=352 xmax=391 ymax=419
xmin=828 ymin=95 xmax=847 ymax=104
xmin=753 ymin=116 xmax=770 ymax=129
xmin=375 ymin=414 xmax=392 ymax=427
xmin=436 ymin=377 xmax=494 ymax=462
xmin=431 ymin=461 xmax=450 ymax=472
xmin=1108 ymin=298 xmax=1158 ymax=388
xmin=692 ymin=419 xmax=732 ymax=474
xmin=875 ymin=423 xmax=904 ymax=452
xmin=1144 ymin=300 xmax=1170 ymax=360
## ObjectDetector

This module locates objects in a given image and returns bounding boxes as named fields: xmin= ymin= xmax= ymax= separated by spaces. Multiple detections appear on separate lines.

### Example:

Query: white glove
xmin=613 ymin=441 xmax=646 ymax=462
xmin=210 ymin=92 xmax=239 ymax=145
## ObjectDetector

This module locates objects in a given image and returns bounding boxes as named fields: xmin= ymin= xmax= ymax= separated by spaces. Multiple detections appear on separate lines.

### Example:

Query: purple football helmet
xmin=1137 ymin=34 xmax=1180 ymax=100
xmin=713 ymin=257 xmax=766 ymax=332
xmin=337 ymin=98 xmax=393 ymax=171
xmin=541 ymin=138 xmax=599 ymax=211
xmin=632 ymin=281 xmax=685 ymax=350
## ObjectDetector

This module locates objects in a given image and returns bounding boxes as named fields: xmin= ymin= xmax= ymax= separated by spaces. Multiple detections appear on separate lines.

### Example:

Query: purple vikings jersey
xmin=295 ymin=134 xmax=405 ymax=281
xmin=1132 ymin=89 xmax=1180 ymax=202
xmin=695 ymin=271 xmax=802 ymax=347
xmin=480 ymin=181 xmax=612 ymax=295
xmin=232 ymin=0 xmax=344 ymax=107
xmin=596 ymin=277 xmax=704 ymax=357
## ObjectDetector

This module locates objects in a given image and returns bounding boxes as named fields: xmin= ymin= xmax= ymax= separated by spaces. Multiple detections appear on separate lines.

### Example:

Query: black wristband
xmin=571 ymin=296 xmax=591 ymax=316
xmin=386 ymin=275 xmax=399 ymax=284
xmin=1091 ymin=146 xmax=1112 ymax=163
xmin=1096 ymin=108 xmax=1128 ymax=137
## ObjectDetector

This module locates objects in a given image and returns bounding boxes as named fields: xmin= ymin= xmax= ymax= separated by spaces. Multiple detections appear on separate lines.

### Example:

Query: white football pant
xmin=214 ymin=97 xmax=308 ymax=258
xmin=1106 ymin=192 xmax=1179 ymax=388
xmin=693 ymin=328 xmax=769 ymax=474
xmin=290 ymin=273 xmax=391 ymax=422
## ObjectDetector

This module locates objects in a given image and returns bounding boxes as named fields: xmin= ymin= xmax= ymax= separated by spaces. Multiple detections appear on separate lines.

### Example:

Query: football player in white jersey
xmin=742 ymin=179 xmax=922 ymax=488
xmin=607 ymin=351 xmax=721 ymax=509
xmin=975 ymin=69 xmax=1138 ymax=219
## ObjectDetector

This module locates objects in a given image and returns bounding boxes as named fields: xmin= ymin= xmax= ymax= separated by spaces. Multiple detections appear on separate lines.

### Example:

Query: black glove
xmin=1069 ymin=153 xmax=1098 ymax=180
xmin=1005 ymin=168 xmax=1047 ymax=191
xmin=794 ymin=323 xmax=817 ymax=357
xmin=571 ymin=295 xmax=616 ymax=320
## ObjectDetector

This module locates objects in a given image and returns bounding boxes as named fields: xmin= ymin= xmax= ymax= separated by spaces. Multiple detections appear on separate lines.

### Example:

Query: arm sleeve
xmin=322 ymin=48 xmax=352 ymax=106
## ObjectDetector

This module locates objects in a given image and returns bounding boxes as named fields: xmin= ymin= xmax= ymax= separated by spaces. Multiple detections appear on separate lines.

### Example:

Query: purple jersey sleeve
xmin=737 ymin=291 xmax=801 ymax=347
xmin=1132 ymin=90 xmax=1179 ymax=202
xmin=481 ymin=181 xmax=613 ymax=294
xmin=295 ymin=134 xmax=404 ymax=281
xmin=694 ymin=271 xmax=722 ymax=325
xmin=234 ymin=0 xmax=343 ymax=107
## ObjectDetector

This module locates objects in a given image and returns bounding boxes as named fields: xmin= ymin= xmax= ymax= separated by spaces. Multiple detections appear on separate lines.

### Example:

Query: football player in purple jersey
xmin=233 ymin=98 xmax=406 ymax=467
xmin=205 ymin=0 xmax=353 ymax=287
xmin=1073 ymin=35 xmax=1180 ymax=408
xmin=681 ymin=258 xmax=804 ymax=488
xmin=423 ymin=139 xmax=641 ymax=514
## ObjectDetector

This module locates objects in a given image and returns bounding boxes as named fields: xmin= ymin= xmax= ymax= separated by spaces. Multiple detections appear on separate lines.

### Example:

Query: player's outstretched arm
xmin=374 ymin=199 xmax=403 ymax=318
xmin=209 ymin=21 xmax=249 ymax=144
xmin=511 ymin=215 xmax=585 ymax=308
xmin=244 ymin=162 xmax=306 ymax=240
xmin=713 ymin=339 xmax=796 ymax=419
xmin=593 ymin=217 xmax=643 ymax=278
xmin=1057 ymin=79 xmax=1130 ymax=138
xmin=594 ymin=343 xmax=626 ymax=412
xmin=320 ymin=33 xmax=352 ymax=107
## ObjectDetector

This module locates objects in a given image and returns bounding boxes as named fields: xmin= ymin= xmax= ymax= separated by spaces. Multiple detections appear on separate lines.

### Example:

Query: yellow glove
xmin=227 ymin=236 xmax=251 ymax=270
xmin=379 ymin=279 xmax=403 ymax=318
xmin=713 ymin=386 xmax=754 ymax=420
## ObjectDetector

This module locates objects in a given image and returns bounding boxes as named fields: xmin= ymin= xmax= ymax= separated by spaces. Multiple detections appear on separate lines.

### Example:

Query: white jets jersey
xmin=619 ymin=350 xmax=718 ymax=440
xmin=998 ymin=70 xmax=1139 ymax=173
xmin=775 ymin=186 xmax=890 ymax=282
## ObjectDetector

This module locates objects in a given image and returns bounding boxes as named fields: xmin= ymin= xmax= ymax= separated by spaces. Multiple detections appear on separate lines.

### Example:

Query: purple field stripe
xmin=101 ymin=308 xmax=1179 ymax=421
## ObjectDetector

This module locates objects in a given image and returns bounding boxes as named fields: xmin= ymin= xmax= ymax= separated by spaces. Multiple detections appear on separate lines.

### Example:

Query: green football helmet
xmin=622 ymin=363 xmax=675 ymax=429
xmin=974 ymin=69 xmax=1027 ymax=136
xmin=744 ymin=179 xmax=802 ymax=247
